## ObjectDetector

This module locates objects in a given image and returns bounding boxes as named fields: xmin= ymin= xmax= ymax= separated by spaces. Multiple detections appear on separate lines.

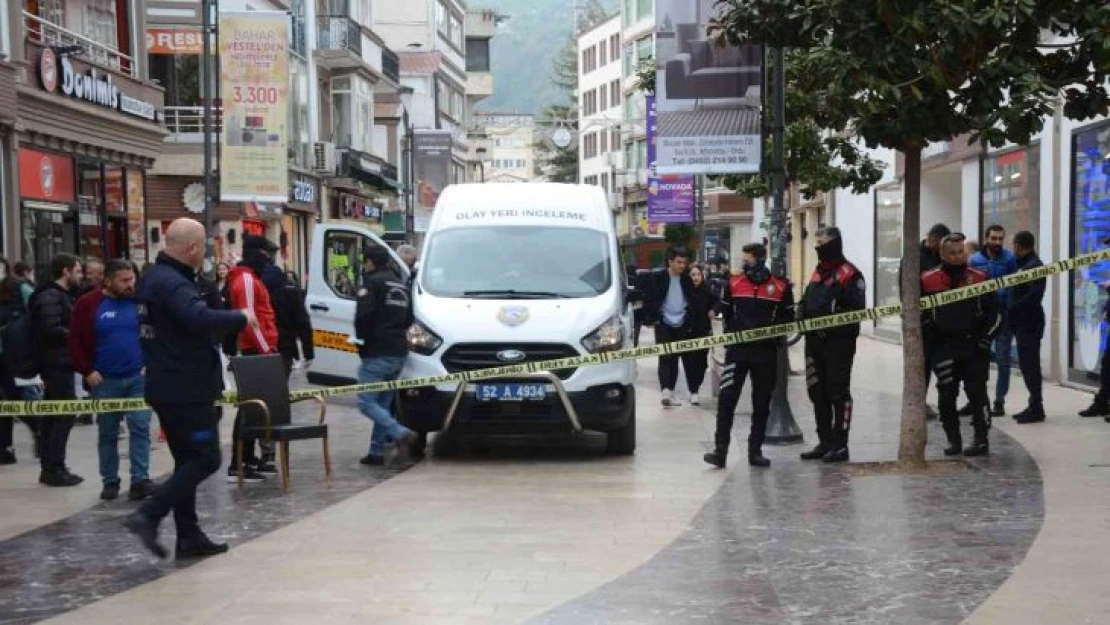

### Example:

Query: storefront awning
xmin=338 ymin=149 xmax=401 ymax=194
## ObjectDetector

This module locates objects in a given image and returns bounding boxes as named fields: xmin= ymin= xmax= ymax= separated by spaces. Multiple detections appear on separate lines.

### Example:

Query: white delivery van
xmin=307 ymin=183 xmax=638 ymax=454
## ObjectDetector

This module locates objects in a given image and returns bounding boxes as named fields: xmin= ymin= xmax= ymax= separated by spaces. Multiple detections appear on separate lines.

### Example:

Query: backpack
xmin=2 ymin=313 xmax=37 ymax=378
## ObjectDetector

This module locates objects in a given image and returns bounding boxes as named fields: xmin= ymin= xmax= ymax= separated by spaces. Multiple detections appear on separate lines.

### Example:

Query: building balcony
xmin=162 ymin=106 xmax=221 ymax=142
xmin=315 ymin=16 xmax=363 ymax=70
xmin=467 ymin=71 xmax=493 ymax=101
xmin=24 ymin=11 xmax=134 ymax=76
xmin=382 ymin=48 xmax=400 ymax=84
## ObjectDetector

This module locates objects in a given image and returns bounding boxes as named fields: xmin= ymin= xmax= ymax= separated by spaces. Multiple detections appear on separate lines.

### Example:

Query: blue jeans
xmin=93 ymin=374 xmax=152 ymax=485
xmin=357 ymin=356 xmax=409 ymax=456
xmin=993 ymin=318 xmax=1015 ymax=404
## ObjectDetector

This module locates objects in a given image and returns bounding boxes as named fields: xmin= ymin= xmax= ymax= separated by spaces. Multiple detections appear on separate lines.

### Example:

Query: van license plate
xmin=475 ymin=383 xmax=547 ymax=402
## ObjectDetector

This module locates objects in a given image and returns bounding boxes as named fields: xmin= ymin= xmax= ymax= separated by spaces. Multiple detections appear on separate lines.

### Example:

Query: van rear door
xmin=306 ymin=224 xmax=408 ymax=385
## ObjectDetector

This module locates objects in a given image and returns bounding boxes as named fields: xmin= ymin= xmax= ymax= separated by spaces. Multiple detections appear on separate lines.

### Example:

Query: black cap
xmin=242 ymin=234 xmax=279 ymax=254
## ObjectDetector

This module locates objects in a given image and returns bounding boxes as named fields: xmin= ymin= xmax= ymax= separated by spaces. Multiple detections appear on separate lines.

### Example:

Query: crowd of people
xmin=633 ymin=223 xmax=1056 ymax=468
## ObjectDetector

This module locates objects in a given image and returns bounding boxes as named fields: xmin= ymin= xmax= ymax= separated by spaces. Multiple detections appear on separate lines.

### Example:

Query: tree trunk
xmin=898 ymin=145 xmax=927 ymax=469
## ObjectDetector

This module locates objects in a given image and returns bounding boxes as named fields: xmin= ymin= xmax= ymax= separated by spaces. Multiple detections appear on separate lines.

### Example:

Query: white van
xmin=306 ymin=183 xmax=638 ymax=454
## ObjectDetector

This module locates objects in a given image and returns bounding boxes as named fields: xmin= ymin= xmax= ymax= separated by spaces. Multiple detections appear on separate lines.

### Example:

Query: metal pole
xmin=765 ymin=46 xmax=803 ymax=445
xmin=405 ymin=118 xmax=415 ymax=245
xmin=696 ymin=175 xmax=706 ymax=262
xmin=202 ymin=0 xmax=216 ymax=268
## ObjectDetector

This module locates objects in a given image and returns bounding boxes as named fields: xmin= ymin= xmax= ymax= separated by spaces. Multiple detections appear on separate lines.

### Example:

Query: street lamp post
xmin=399 ymin=86 xmax=416 ymax=245
xmin=201 ymin=0 xmax=219 ymax=270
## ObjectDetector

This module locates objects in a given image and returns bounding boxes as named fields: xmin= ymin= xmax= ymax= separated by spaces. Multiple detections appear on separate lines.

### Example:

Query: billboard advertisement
xmin=647 ymin=95 xmax=696 ymax=223
xmin=413 ymin=130 xmax=454 ymax=232
xmin=653 ymin=0 xmax=762 ymax=175
xmin=218 ymin=11 xmax=289 ymax=203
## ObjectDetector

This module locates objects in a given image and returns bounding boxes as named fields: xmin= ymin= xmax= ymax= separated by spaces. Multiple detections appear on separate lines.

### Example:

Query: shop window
xmin=26 ymin=0 xmax=131 ymax=72
xmin=1070 ymin=123 xmax=1110 ymax=381
xmin=981 ymin=146 xmax=1040 ymax=244
xmin=874 ymin=185 xmax=903 ymax=336
xmin=289 ymin=57 xmax=311 ymax=166
xmin=322 ymin=229 xmax=399 ymax=299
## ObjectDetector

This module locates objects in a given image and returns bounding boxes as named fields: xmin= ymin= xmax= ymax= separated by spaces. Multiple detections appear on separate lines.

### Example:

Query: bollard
xmin=765 ymin=344 xmax=804 ymax=444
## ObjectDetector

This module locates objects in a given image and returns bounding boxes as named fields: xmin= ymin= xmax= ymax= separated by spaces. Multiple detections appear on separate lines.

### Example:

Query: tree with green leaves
xmin=715 ymin=0 xmax=1110 ymax=468
xmin=535 ymin=0 xmax=611 ymax=183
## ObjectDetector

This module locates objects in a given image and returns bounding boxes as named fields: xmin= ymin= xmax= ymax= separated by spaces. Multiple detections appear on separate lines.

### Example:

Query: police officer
xmin=1008 ymin=231 xmax=1046 ymax=423
xmin=921 ymin=233 xmax=999 ymax=456
xmin=796 ymin=227 xmax=866 ymax=463
xmin=703 ymin=243 xmax=793 ymax=469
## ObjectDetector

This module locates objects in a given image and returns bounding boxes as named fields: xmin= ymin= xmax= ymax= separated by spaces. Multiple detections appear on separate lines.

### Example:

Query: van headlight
xmin=407 ymin=321 xmax=443 ymax=355
xmin=581 ymin=315 xmax=625 ymax=353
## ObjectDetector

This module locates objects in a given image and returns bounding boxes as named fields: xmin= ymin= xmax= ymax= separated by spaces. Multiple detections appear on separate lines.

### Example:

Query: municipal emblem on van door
xmin=497 ymin=305 xmax=530 ymax=327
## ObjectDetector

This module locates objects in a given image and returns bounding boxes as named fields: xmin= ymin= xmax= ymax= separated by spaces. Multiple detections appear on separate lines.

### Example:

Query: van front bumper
xmin=397 ymin=381 xmax=634 ymax=435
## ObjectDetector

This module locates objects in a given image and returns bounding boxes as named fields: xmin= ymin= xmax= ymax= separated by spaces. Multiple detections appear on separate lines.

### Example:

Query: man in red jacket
xmin=69 ymin=259 xmax=156 ymax=501
xmin=227 ymin=235 xmax=280 ymax=482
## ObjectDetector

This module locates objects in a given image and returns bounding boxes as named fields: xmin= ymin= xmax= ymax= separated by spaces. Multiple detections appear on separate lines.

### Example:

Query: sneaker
xmin=1013 ymin=409 xmax=1046 ymax=424
xmin=226 ymin=466 xmax=266 ymax=483
xmin=661 ymin=390 xmax=678 ymax=407
xmin=359 ymin=454 xmax=385 ymax=466
xmin=254 ymin=461 xmax=278 ymax=475
xmin=128 ymin=479 xmax=157 ymax=501
xmin=822 ymin=448 xmax=850 ymax=463
xmin=0 ymin=448 xmax=15 ymax=465
xmin=689 ymin=393 xmax=700 ymax=406
xmin=176 ymin=534 xmax=229 ymax=559
xmin=1079 ymin=401 xmax=1110 ymax=418
xmin=991 ymin=402 xmax=1006 ymax=417
xmin=100 ymin=482 xmax=121 ymax=500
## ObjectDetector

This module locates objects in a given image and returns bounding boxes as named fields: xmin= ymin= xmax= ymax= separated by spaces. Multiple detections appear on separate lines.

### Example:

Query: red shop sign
xmin=19 ymin=148 xmax=75 ymax=203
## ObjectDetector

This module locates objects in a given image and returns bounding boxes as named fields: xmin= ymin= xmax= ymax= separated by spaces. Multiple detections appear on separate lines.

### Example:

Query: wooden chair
xmin=230 ymin=354 xmax=331 ymax=491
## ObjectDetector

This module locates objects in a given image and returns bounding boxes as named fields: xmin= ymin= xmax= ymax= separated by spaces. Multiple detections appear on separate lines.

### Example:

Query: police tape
xmin=2 ymin=248 xmax=1106 ymax=417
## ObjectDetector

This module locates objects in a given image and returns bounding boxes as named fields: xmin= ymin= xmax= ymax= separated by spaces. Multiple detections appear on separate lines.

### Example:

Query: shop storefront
xmin=326 ymin=149 xmax=400 ymax=235
xmin=284 ymin=171 xmax=319 ymax=279
xmin=873 ymin=184 xmax=904 ymax=341
xmin=146 ymin=176 xmax=242 ymax=263
xmin=981 ymin=146 xmax=1040 ymax=242
xmin=17 ymin=44 xmax=164 ymax=278
xmin=1068 ymin=121 xmax=1110 ymax=386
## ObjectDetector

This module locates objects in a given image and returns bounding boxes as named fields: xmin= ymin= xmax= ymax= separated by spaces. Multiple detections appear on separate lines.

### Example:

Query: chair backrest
xmin=230 ymin=354 xmax=291 ymax=429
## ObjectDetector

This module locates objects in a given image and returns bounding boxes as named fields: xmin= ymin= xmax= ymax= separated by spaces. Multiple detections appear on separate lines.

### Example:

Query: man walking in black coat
xmin=1009 ymin=231 xmax=1047 ymax=423
xmin=640 ymin=247 xmax=694 ymax=407
xmin=125 ymin=218 xmax=252 ymax=560
xmin=29 ymin=253 xmax=83 ymax=486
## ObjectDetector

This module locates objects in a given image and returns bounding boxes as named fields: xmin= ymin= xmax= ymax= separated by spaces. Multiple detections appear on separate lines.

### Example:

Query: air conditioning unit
xmin=314 ymin=142 xmax=337 ymax=173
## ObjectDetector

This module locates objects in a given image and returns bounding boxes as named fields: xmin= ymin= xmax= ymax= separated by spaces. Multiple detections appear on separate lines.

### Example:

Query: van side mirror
xmin=625 ymin=284 xmax=643 ymax=304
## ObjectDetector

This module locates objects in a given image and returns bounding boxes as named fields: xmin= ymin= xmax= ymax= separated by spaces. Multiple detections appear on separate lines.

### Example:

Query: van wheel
xmin=606 ymin=406 xmax=636 ymax=455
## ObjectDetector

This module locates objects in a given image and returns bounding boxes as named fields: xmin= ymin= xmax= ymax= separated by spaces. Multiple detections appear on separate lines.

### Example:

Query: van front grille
xmin=441 ymin=343 xmax=580 ymax=380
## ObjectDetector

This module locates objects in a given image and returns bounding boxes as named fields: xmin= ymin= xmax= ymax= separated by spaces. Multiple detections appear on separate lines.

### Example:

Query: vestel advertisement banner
xmin=653 ymin=0 xmax=762 ymax=175
xmin=413 ymin=130 xmax=454 ymax=232
xmin=219 ymin=12 xmax=290 ymax=203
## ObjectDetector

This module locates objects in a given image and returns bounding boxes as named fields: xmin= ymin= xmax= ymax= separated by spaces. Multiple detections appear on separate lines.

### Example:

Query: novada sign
xmin=38 ymin=49 xmax=157 ymax=122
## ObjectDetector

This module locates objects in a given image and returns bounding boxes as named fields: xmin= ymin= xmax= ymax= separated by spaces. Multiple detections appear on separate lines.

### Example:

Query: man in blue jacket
xmin=963 ymin=224 xmax=1019 ymax=417
xmin=124 ymin=218 xmax=253 ymax=560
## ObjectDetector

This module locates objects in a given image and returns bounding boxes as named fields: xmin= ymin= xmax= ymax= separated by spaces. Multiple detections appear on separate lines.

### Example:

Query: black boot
xmin=1079 ymin=398 xmax=1110 ymax=417
xmin=176 ymin=533 xmax=229 ymax=559
xmin=1013 ymin=405 xmax=1046 ymax=424
xmin=748 ymin=447 xmax=770 ymax=468
xmin=963 ymin=411 xmax=990 ymax=457
xmin=991 ymin=401 xmax=1006 ymax=417
xmin=703 ymin=446 xmax=727 ymax=469
xmin=800 ymin=443 xmax=829 ymax=460
xmin=941 ymin=419 xmax=962 ymax=456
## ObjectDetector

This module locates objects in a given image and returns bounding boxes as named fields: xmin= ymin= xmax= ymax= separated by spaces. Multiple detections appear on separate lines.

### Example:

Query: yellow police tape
xmin=1 ymin=249 xmax=1104 ymax=417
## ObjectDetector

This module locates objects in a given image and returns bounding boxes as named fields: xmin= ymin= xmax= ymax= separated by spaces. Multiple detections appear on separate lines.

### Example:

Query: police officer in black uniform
xmin=798 ymin=227 xmax=866 ymax=463
xmin=703 ymin=243 xmax=793 ymax=469
xmin=921 ymin=233 xmax=999 ymax=456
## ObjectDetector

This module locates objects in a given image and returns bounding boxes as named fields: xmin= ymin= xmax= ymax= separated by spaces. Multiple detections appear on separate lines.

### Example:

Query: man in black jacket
xmin=124 ymin=218 xmax=252 ymax=560
xmin=356 ymin=246 xmax=416 ymax=466
xmin=29 ymin=253 xmax=83 ymax=486
xmin=1009 ymin=231 xmax=1047 ymax=423
xmin=263 ymin=265 xmax=315 ymax=374
xmin=640 ymin=247 xmax=694 ymax=406
xmin=704 ymin=243 xmax=793 ymax=469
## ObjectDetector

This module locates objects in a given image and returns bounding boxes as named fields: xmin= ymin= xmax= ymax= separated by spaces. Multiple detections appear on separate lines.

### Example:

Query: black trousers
xmin=140 ymin=402 xmax=221 ymax=539
xmin=39 ymin=366 xmax=76 ymax=473
xmin=682 ymin=348 xmax=709 ymax=395
xmin=1013 ymin=318 xmax=1044 ymax=408
xmin=655 ymin=324 xmax=683 ymax=391
xmin=1098 ymin=335 xmax=1110 ymax=404
xmin=231 ymin=352 xmax=293 ymax=466
xmin=0 ymin=359 xmax=35 ymax=450
xmin=935 ymin=349 xmax=991 ymax=443
xmin=805 ymin=336 xmax=857 ymax=449
xmin=714 ymin=346 xmax=777 ymax=455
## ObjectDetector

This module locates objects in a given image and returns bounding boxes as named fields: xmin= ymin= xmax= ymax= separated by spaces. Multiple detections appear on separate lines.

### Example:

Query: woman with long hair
xmin=681 ymin=264 xmax=719 ymax=406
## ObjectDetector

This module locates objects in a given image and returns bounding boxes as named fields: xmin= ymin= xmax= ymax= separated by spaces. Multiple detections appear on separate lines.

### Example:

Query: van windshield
xmin=421 ymin=226 xmax=612 ymax=299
